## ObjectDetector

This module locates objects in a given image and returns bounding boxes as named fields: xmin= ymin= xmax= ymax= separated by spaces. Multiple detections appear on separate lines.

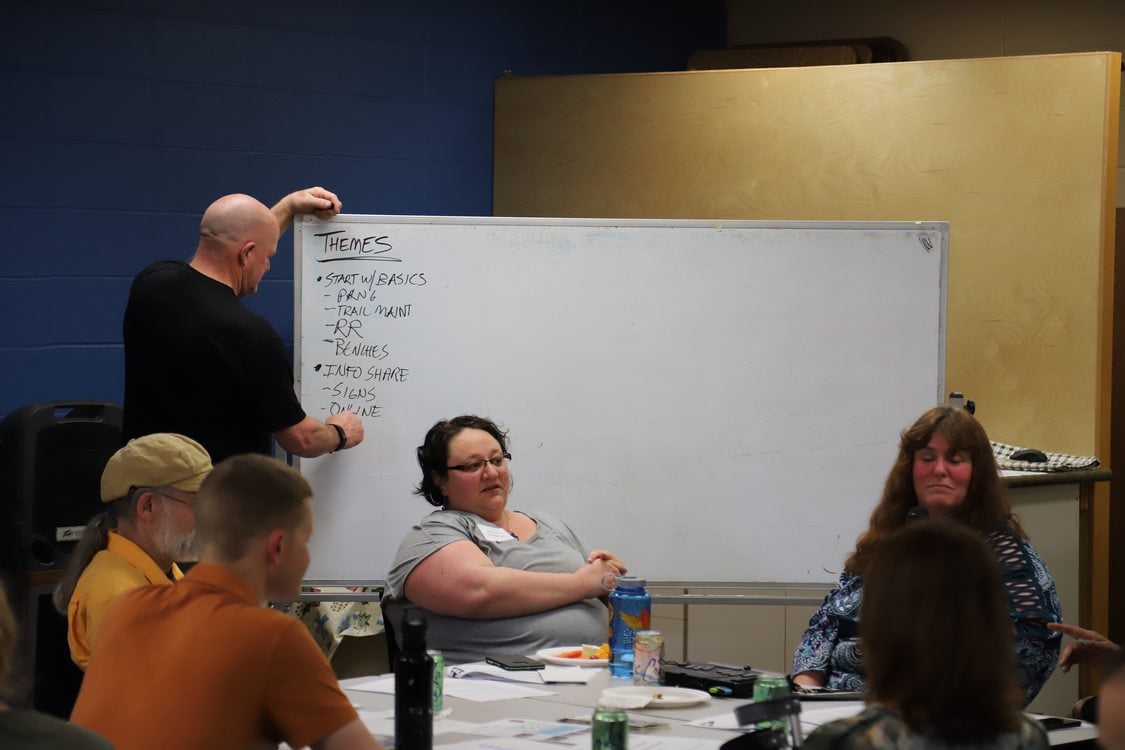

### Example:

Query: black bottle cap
xmin=402 ymin=609 xmax=428 ymax=652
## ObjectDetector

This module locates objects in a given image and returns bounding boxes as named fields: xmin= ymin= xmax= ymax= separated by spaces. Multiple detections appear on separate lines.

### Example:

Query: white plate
xmin=535 ymin=647 xmax=609 ymax=667
xmin=601 ymin=686 xmax=712 ymax=708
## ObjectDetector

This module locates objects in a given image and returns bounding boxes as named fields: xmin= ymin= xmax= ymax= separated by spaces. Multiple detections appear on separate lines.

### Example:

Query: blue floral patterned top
xmin=792 ymin=528 xmax=1061 ymax=705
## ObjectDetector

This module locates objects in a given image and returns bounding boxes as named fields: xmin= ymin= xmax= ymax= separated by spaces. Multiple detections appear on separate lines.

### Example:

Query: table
xmin=341 ymin=669 xmax=1098 ymax=748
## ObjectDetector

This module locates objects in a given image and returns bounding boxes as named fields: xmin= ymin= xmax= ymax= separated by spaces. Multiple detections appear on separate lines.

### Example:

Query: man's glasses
xmin=137 ymin=487 xmax=194 ymax=508
xmin=156 ymin=492 xmax=194 ymax=508
xmin=446 ymin=453 xmax=511 ymax=473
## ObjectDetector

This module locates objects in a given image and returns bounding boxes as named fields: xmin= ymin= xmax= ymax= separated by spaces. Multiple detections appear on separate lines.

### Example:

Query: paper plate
xmin=535 ymin=646 xmax=609 ymax=667
xmin=600 ymin=686 xmax=712 ymax=708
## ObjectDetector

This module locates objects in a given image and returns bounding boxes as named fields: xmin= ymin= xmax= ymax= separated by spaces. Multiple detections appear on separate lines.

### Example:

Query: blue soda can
xmin=608 ymin=575 xmax=650 ymax=678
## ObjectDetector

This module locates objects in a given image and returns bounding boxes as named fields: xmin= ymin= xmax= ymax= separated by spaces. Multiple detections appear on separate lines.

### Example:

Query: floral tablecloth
xmin=278 ymin=586 xmax=384 ymax=659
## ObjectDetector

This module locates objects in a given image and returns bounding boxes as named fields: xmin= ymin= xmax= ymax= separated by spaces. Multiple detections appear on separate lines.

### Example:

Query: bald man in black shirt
xmin=123 ymin=187 xmax=365 ymax=463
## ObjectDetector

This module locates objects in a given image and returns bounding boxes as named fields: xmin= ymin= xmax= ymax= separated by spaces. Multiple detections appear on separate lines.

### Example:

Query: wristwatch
xmin=331 ymin=423 xmax=347 ymax=452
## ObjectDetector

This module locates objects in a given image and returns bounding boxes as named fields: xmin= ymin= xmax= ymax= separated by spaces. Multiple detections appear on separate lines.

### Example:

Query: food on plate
xmin=583 ymin=643 xmax=611 ymax=659
xmin=556 ymin=643 xmax=610 ymax=660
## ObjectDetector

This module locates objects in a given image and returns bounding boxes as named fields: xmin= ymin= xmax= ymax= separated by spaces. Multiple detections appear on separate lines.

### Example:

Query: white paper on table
xmin=448 ymin=663 xmax=594 ymax=685
xmin=687 ymin=703 xmax=865 ymax=735
xmin=799 ymin=704 xmax=865 ymax=729
xmin=685 ymin=713 xmax=745 ymax=731
xmin=540 ymin=666 xmax=592 ymax=683
xmin=442 ymin=739 xmax=566 ymax=750
xmin=442 ymin=739 xmax=723 ymax=750
xmin=356 ymin=709 xmax=396 ymax=741
xmin=629 ymin=736 xmax=726 ymax=750
xmin=356 ymin=708 xmax=480 ymax=738
xmin=449 ymin=664 xmax=546 ymax=684
xmin=349 ymin=675 xmax=397 ymax=695
xmin=469 ymin=718 xmax=589 ymax=743
xmin=347 ymin=673 xmax=556 ymax=702
xmin=443 ymin=679 xmax=557 ymax=702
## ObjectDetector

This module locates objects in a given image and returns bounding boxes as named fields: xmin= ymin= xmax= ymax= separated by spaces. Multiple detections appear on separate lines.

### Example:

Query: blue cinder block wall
xmin=0 ymin=1 xmax=724 ymax=419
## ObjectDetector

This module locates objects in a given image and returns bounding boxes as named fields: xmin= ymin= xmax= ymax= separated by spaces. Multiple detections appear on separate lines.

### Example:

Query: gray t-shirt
xmin=385 ymin=509 xmax=608 ymax=664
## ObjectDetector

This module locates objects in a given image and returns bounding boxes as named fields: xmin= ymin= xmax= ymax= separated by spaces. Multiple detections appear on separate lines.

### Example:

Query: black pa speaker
xmin=0 ymin=402 xmax=124 ymax=573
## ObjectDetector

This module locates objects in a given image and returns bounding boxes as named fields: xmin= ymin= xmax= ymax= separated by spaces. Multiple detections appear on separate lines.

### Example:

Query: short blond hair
xmin=196 ymin=455 xmax=312 ymax=561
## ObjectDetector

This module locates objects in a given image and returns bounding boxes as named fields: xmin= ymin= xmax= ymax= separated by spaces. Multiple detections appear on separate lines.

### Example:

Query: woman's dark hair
xmin=415 ymin=415 xmax=509 ymax=506
xmin=845 ymin=405 xmax=1021 ymax=575
xmin=862 ymin=519 xmax=1023 ymax=740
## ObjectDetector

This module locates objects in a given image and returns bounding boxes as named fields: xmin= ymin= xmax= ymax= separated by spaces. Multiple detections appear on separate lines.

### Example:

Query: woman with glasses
xmin=383 ymin=415 xmax=626 ymax=664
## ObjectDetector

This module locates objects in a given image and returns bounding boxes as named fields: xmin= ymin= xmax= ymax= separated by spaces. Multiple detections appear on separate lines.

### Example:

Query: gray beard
xmin=154 ymin=508 xmax=197 ymax=563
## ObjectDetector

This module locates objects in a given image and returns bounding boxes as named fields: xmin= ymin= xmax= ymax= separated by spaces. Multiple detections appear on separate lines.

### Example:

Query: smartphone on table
xmin=485 ymin=655 xmax=546 ymax=671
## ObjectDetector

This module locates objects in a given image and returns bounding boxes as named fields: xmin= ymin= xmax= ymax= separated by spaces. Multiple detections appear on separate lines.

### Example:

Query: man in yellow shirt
xmin=53 ymin=432 xmax=212 ymax=669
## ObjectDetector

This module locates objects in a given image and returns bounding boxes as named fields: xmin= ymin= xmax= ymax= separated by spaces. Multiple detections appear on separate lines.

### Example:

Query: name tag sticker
xmin=477 ymin=523 xmax=516 ymax=543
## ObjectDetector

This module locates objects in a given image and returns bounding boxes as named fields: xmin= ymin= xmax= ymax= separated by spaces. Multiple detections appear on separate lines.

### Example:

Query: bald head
xmin=193 ymin=193 xmax=281 ymax=296
xmin=199 ymin=194 xmax=278 ymax=249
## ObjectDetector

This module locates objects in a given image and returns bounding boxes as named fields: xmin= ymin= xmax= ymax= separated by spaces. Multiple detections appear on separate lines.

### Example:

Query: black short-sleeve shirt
xmin=122 ymin=261 xmax=306 ymax=463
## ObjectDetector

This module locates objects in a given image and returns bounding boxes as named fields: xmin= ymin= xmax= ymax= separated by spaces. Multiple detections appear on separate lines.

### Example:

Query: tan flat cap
xmin=100 ymin=433 xmax=213 ymax=502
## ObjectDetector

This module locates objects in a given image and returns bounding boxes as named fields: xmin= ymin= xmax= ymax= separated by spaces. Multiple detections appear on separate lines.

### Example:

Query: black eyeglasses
xmin=446 ymin=453 xmax=511 ymax=473
xmin=154 ymin=491 xmax=194 ymax=508
xmin=133 ymin=486 xmax=194 ymax=508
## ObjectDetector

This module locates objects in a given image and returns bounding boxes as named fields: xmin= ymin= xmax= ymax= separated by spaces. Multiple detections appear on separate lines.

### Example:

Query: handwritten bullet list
xmin=309 ymin=231 xmax=424 ymax=419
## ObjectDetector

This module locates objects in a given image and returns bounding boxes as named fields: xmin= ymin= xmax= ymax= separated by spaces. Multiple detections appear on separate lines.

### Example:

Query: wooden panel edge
xmin=1100 ymin=51 xmax=1123 ymax=653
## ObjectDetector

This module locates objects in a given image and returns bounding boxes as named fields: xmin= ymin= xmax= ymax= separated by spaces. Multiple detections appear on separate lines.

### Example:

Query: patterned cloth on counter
xmin=792 ymin=527 xmax=1061 ymax=706
xmin=991 ymin=441 xmax=1099 ymax=472
xmin=278 ymin=587 xmax=384 ymax=659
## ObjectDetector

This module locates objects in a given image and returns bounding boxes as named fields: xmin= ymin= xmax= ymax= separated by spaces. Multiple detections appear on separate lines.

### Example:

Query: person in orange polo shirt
xmin=53 ymin=432 xmax=211 ymax=669
xmin=71 ymin=454 xmax=382 ymax=750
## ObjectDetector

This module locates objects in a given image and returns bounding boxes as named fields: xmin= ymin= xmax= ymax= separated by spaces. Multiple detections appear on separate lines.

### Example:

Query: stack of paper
xmin=448 ymin=663 xmax=595 ymax=684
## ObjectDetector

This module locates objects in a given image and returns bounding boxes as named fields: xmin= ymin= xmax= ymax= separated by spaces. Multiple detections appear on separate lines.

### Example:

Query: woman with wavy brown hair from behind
xmin=804 ymin=520 xmax=1048 ymax=749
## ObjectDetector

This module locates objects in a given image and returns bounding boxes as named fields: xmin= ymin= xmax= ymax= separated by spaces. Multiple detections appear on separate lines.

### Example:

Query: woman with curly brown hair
xmin=791 ymin=406 xmax=1061 ymax=705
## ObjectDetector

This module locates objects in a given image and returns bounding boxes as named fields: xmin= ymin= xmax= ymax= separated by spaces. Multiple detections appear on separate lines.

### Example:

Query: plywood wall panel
xmin=495 ymin=53 xmax=1120 ymax=455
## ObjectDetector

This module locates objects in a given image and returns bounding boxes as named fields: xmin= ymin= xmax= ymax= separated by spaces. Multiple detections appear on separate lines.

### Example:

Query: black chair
xmin=31 ymin=595 xmax=84 ymax=718
xmin=382 ymin=598 xmax=430 ymax=673
xmin=381 ymin=598 xmax=405 ymax=672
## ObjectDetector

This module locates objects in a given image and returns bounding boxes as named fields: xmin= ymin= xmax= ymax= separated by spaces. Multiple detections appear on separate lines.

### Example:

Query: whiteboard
xmin=294 ymin=216 xmax=947 ymax=583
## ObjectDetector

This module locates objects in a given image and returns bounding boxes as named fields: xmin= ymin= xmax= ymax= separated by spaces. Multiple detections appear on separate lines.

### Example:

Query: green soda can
xmin=428 ymin=649 xmax=444 ymax=712
xmin=752 ymin=675 xmax=791 ymax=739
xmin=591 ymin=703 xmax=628 ymax=750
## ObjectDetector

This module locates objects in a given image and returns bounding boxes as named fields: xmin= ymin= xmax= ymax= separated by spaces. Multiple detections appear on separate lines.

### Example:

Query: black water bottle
xmin=395 ymin=610 xmax=434 ymax=750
